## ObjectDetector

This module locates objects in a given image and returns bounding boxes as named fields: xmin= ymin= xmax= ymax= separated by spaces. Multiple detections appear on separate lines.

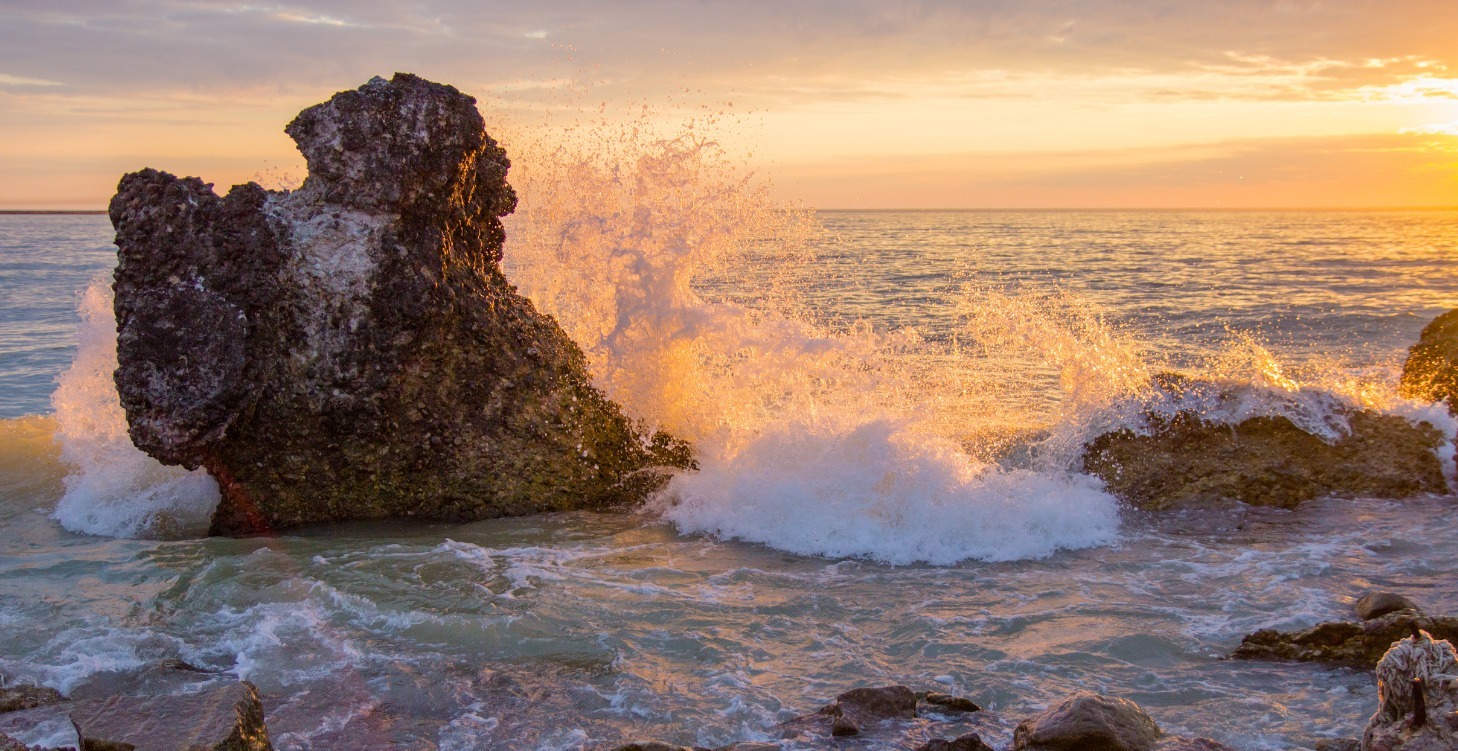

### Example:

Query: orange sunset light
xmin=0 ymin=2 xmax=1456 ymax=210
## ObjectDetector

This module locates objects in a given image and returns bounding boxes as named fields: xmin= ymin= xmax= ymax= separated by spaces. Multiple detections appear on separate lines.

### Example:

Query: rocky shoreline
xmin=4 ymin=591 xmax=1452 ymax=751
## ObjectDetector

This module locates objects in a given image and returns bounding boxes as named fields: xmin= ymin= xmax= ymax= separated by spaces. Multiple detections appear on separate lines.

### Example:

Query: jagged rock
xmin=779 ymin=685 xmax=918 ymax=739
xmin=1082 ymin=375 xmax=1448 ymax=510
xmin=0 ymin=687 xmax=64 ymax=715
xmin=109 ymin=73 xmax=692 ymax=535
xmin=1233 ymin=611 xmax=1458 ymax=668
xmin=1361 ymin=629 xmax=1458 ymax=751
xmin=1357 ymin=593 xmax=1421 ymax=621
xmin=1315 ymin=740 xmax=1361 ymax=751
xmin=68 ymin=681 xmax=271 ymax=751
xmin=1011 ymin=692 xmax=1160 ymax=751
xmin=921 ymin=691 xmax=982 ymax=713
xmin=915 ymin=733 xmax=995 ymax=751
xmin=1400 ymin=309 xmax=1458 ymax=416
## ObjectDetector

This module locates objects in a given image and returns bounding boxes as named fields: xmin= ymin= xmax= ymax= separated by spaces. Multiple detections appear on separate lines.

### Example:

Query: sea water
xmin=2 ymin=199 xmax=1458 ymax=750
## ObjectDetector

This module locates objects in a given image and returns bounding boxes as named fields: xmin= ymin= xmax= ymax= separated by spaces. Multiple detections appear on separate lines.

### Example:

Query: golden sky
xmin=2 ymin=1 xmax=1456 ymax=209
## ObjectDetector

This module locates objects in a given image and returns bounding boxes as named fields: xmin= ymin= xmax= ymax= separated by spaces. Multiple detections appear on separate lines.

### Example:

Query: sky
xmin=1 ymin=1 xmax=1457 ymax=209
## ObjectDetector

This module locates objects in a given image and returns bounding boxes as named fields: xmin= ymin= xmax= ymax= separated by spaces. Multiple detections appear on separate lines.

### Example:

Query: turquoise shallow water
xmin=2 ymin=210 xmax=1458 ymax=750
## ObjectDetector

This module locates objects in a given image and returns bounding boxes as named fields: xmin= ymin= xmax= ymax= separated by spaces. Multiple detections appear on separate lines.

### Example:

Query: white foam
xmin=501 ymin=124 xmax=1127 ymax=565
xmin=50 ymin=280 xmax=220 ymax=539
xmin=661 ymin=418 xmax=1120 ymax=565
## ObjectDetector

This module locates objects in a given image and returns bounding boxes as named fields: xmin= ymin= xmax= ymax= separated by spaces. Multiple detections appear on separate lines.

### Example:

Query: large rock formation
xmin=1400 ymin=309 xmax=1458 ymax=416
xmin=1082 ymin=374 xmax=1448 ymax=511
xmin=109 ymin=74 xmax=692 ymax=535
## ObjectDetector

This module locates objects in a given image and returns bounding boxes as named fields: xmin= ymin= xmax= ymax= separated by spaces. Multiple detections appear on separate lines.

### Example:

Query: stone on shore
xmin=109 ymin=73 xmax=692 ymax=535
xmin=1082 ymin=374 xmax=1448 ymax=511
xmin=915 ymin=733 xmax=995 ymax=751
xmin=1154 ymin=738 xmax=1236 ymax=751
xmin=921 ymin=691 xmax=982 ymax=713
xmin=1357 ymin=593 xmax=1421 ymax=621
xmin=0 ymin=687 xmax=64 ymax=715
xmin=608 ymin=742 xmax=699 ymax=751
xmin=1399 ymin=309 xmax=1458 ymax=416
xmin=0 ymin=733 xmax=60 ymax=751
xmin=1011 ymin=692 xmax=1160 ymax=751
xmin=778 ymin=685 xmax=918 ymax=739
xmin=1233 ymin=611 xmax=1458 ymax=668
xmin=68 ymin=681 xmax=271 ymax=751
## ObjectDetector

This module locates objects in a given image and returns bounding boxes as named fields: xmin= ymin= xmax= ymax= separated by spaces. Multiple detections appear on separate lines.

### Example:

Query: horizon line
xmin=6 ymin=206 xmax=1458 ymax=216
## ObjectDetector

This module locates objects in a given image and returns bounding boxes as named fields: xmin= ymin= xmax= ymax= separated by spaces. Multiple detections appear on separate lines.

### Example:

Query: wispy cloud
xmin=0 ymin=73 xmax=63 ymax=87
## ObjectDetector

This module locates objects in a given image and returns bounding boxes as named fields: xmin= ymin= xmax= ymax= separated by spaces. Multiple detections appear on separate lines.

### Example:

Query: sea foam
xmin=661 ymin=418 xmax=1119 ymax=565
xmin=500 ymin=117 xmax=1126 ymax=565
xmin=50 ymin=281 xmax=219 ymax=538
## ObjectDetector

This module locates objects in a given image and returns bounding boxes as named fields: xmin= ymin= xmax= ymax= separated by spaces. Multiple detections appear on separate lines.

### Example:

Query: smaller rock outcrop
xmin=778 ymin=685 xmax=918 ymax=740
xmin=1011 ymin=692 xmax=1161 ymax=751
xmin=1400 ymin=309 xmax=1458 ymax=416
xmin=1361 ymin=627 xmax=1458 ymax=751
xmin=1083 ymin=374 xmax=1448 ymax=511
xmin=921 ymin=691 xmax=982 ymax=714
xmin=69 ymin=681 xmax=271 ymax=751
xmin=1234 ymin=610 xmax=1458 ymax=669
xmin=1358 ymin=593 xmax=1422 ymax=621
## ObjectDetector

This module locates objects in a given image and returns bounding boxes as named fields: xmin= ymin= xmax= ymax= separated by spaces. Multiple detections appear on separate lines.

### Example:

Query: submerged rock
xmin=1011 ymin=692 xmax=1161 ymax=751
xmin=1233 ymin=610 xmax=1458 ymax=668
xmin=1400 ymin=309 xmax=1458 ymax=416
xmin=68 ymin=681 xmax=270 ymax=751
xmin=1082 ymin=374 xmax=1448 ymax=511
xmin=109 ymin=74 xmax=692 ymax=535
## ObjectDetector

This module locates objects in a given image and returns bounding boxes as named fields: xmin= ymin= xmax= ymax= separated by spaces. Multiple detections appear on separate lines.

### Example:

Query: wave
xmin=32 ymin=107 xmax=1453 ymax=561
xmin=49 ymin=281 xmax=219 ymax=539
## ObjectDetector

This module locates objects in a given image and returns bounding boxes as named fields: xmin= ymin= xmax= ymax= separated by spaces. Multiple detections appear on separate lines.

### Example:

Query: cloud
xmin=4 ymin=1 xmax=1457 ymax=208
xmin=0 ymin=72 xmax=64 ymax=87
xmin=3 ymin=1 xmax=1456 ymax=101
